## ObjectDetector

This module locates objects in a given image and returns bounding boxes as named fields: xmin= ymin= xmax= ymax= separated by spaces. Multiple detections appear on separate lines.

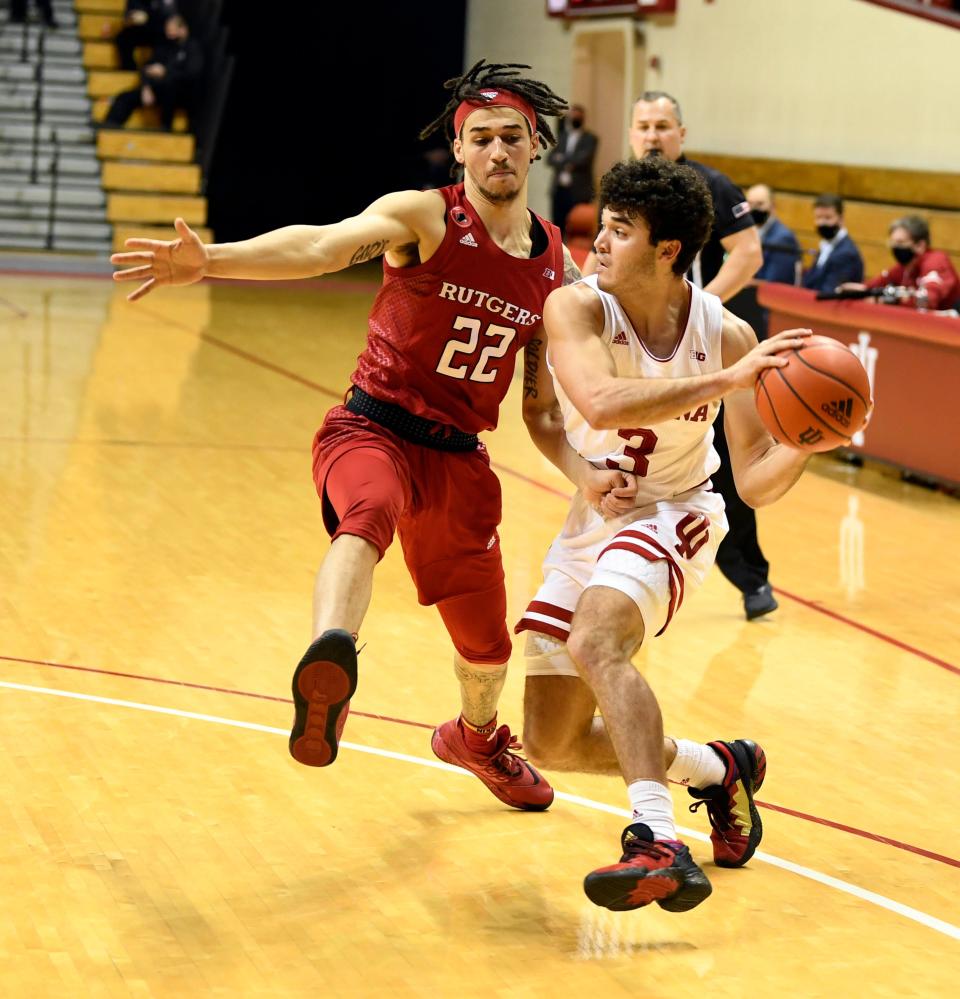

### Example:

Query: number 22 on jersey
xmin=435 ymin=316 xmax=517 ymax=384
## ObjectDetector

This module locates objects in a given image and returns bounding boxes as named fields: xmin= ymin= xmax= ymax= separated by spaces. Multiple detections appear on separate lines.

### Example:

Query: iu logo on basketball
xmin=798 ymin=426 xmax=824 ymax=446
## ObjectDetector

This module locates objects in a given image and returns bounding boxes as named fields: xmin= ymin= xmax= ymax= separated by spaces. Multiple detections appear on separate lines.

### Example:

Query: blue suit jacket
xmin=756 ymin=218 xmax=801 ymax=284
xmin=802 ymin=234 xmax=864 ymax=292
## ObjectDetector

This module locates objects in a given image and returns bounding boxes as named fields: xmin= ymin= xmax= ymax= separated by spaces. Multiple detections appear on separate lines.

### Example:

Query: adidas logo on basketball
xmin=821 ymin=397 xmax=853 ymax=427
xmin=612 ymin=330 xmax=629 ymax=345
xmin=460 ymin=232 xmax=478 ymax=247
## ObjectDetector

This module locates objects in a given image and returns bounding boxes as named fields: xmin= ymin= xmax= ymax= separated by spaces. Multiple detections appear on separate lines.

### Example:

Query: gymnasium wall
xmin=465 ymin=0 xmax=959 ymax=217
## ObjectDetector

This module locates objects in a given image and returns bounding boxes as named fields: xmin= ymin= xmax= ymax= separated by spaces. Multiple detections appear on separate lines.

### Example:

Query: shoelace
xmin=688 ymin=786 xmax=739 ymax=836
xmin=476 ymin=729 xmax=526 ymax=778
xmin=620 ymin=838 xmax=677 ymax=864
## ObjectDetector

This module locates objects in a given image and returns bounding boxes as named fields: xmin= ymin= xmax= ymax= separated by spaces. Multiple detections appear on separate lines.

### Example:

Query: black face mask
xmin=751 ymin=209 xmax=770 ymax=227
xmin=817 ymin=224 xmax=840 ymax=241
xmin=568 ymin=117 xmax=584 ymax=130
xmin=892 ymin=246 xmax=916 ymax=266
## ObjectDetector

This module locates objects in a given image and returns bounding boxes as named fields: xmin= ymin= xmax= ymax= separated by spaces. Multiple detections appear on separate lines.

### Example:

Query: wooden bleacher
xmin=81 ymin=0 xmax=210 ymax=252
xmin=687 ymin=151 xmax=960 ymax=280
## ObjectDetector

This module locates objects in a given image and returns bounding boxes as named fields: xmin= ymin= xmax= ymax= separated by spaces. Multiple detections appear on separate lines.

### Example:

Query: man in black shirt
xmin=585 ymin=92 xmax=776 ymax=620
xmin=104 ymin=14 xmax=203 ymax=131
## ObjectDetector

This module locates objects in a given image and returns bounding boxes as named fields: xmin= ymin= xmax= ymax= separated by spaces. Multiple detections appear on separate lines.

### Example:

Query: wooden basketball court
xmin=1 ymin=271 xmax=958 ymax=996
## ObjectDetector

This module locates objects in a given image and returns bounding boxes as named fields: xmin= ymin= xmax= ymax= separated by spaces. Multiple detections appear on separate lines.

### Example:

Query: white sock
xmin=666 ymin=738 xmax=726 ymax=789
xmin=627 ymin=780 xmax=676 ymax=841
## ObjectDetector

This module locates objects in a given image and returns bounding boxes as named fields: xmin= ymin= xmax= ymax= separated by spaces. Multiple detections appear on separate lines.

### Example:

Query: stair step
xmin=86 ymin=69 xmax=138 ymax=98
xmin=0 ymin=233 xmax=111 ymax=253
xmin=102 ymin=160 xmax=200 ymax=194
xmin=82 ymin=40 xmax=150 ymax=70
xmin=0 ymin=93 xmax=92 ymax=114
xmin=0 ymin=183 xmax=107 ymax=208
xmin=0 ymin=82 xmax=92 ymax=102
xmin=78 ymin=13 xmax=123 ymax=41
xmin=0 ymin=217 xmax=112 ymax=239
xmin=0 ymin=63 xmax=85 ymax=84
xmin=0 ymin=33 xmax=81 ymax=56
xmin=0 ymin=202 xmax=106 ymax=221
xmin=97 ymin=128 xmax=194 ymax=163
xmin=0 ymin=152 xmax=100 ymax=175
xmin=107 ymin=192 xmax=206 ymax=225
xmin=93 ymin=100 xmax=189 ymax=132
xmin=0 ymin=123 xmax=95 ymax=144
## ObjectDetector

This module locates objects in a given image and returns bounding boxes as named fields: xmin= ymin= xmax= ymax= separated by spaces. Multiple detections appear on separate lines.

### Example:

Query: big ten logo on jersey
xmin=848 ymin=331 xmax=878 ymax=447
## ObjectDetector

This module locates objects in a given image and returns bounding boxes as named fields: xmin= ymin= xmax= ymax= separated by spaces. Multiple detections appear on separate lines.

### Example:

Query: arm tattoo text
xmin=523 ymin=338 xmax=542 ymax=399
xmin=349 ymin=239 xmax=389 ymax=265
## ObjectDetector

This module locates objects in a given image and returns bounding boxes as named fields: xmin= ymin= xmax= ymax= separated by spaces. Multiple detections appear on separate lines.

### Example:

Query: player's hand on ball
xmin=726 ymin=328 xmax=812 ymax=391
xmin=110 ymin=217 xmax=209 ymax=301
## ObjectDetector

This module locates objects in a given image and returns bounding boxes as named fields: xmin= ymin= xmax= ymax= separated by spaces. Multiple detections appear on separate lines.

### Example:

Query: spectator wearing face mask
xmin=801 ymin=194 xmax=864 ymax=293
xmin=747 ymin=183 xmax=801 ymax=285
xmin=548 ymin=105 xmax=598 ymax=237
xmin=841 ymin=216 xmax=960 ymax=310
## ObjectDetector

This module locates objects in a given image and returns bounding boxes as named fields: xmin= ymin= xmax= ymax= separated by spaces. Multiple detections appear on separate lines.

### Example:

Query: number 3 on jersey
xmin=606 ymin=427 xmax=659 ymax=477
xmin=436 ymin=316 xmax=517 ymax=383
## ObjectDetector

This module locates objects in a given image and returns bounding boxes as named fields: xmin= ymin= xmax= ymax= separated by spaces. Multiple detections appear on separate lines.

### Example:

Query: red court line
xmin=100 ymin=295 xmax=960 ymax=678
xmin=773 ymin=586 xmax=960 ymax=677
xmin=3 ymin=651 xmax=959 ymax=869
xmin=758 ymin=800 xmax=960 ymax=869
xmin=0 ymin=654 xmax=433 ymax=731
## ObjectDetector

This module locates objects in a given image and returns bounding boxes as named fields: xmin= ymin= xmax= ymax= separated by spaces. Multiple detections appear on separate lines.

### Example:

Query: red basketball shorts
xmin=312 ymin=406 xmax=510 ymax=665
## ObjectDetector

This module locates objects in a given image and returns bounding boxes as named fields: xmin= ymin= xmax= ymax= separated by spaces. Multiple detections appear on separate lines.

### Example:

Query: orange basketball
xmin=754 ymin=334 xmax=872 ymax=452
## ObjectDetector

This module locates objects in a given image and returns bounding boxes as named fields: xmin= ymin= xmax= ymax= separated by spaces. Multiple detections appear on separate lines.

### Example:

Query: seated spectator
xmin=801 ymin=193 xmax=864 ymax=293
xmin=103 ymin=15 xmax=203 ymax=132
xmin=747 ymin=183 xmax=801 ymax=284
xmin=842 ymin=215 xmax=960 ymax=310
xmin=114 ymin=1 xmax=179 ymax=72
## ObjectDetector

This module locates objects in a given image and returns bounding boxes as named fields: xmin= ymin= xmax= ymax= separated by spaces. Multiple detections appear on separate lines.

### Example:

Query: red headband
xmin=453 ymin=89 xmax=537 ymax=137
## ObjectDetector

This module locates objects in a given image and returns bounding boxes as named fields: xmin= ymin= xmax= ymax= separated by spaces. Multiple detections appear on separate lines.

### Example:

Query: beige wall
xmin=465 ymin=0 xmax=960 ymax=214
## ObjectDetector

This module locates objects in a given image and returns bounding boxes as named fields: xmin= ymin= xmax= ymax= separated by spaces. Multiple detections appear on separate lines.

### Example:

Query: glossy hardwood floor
xmin=1 ymin=271 xmax=958 ymax=997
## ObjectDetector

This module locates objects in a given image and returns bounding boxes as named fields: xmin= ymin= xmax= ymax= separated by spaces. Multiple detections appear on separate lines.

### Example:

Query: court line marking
xmin=3 ymin=651 xmax=958 ymax=869
xmin=2 ymin=679 xmax=958 ymax=943
xmin=129 ymin=303 xmax=960 ymax=676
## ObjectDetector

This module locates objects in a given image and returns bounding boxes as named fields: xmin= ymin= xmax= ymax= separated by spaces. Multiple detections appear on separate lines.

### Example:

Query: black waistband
xmin=345 ymin=387 xmax=479 ymax=452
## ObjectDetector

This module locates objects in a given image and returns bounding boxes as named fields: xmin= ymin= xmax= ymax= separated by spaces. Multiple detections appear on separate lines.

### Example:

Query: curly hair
xmin=599 ymin=158 xmax=714 ymax=275
xmin=419 ymin=59 xmax=568 ymax=148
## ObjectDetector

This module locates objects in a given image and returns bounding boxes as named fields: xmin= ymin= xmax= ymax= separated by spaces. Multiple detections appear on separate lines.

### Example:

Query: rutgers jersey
xmin=550 ymin=276 xmax=725 ymax=505
xmin=351 ymin=183 xmax=564 ymax=434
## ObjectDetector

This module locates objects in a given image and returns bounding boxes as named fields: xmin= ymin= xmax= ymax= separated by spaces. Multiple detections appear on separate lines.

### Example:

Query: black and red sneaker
xmin=584 ymin=823 xmax=712 ymax=913
xmin=288 ymin=629 xmax=358 ymax=767
xmin=687 ymin=739 xmax=766 ymax=867
xmin=431 ymin=719 xmax=554 ymax=811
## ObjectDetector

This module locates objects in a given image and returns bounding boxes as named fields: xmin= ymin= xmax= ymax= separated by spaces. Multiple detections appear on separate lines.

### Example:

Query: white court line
xmin=3 ymin=678 xmax=959 ymax=942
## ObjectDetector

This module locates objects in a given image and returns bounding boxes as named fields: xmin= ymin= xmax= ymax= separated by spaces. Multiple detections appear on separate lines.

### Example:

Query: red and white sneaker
xmin=288 ymin=629 xmax=358 ymax=767
xmin=431 ymin=719 xmax=554 ymax=811
xmin=584 ymin=823 xmax=713 ymax=913
xmin=687 ymin=739 xmax=766 ymax=867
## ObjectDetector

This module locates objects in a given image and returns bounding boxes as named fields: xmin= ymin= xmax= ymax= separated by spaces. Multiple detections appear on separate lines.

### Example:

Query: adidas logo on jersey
xmin=821 ymin=397 xmax=853 ymax=427
xmin=459 ymin=232 xmax=479 ymax=247
xmin=612 ymin=330 xmax=629 ymax=345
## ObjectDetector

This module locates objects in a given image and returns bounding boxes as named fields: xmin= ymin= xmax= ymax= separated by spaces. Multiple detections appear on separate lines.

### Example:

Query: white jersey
xmin=548 ymin=275 xmax=724 ymax=506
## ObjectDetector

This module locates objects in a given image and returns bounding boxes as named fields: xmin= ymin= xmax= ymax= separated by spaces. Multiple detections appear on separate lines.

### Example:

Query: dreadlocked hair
xmin=419 ymin=59 xmax=568 ymax=149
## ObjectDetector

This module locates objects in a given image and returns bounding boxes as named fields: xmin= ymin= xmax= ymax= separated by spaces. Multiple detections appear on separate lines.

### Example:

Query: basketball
xmin=754 ymin=334 xmax=872 ymax=452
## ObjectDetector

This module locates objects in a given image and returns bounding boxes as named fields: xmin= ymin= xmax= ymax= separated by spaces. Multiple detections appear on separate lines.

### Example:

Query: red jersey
xmin=866 ymin=249 xmax=960 ymax=310
xmin=351 ymin=183 xmax=564 ymax=434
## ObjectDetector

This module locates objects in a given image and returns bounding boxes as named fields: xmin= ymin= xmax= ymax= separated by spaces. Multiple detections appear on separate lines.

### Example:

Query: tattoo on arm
xmin=523 ymin=338 xmax=541 ymax=399
xmin=562 ymin=244 xmax=582 ymax=286
xmin=349 ymin=239 xmax=389 ymax=265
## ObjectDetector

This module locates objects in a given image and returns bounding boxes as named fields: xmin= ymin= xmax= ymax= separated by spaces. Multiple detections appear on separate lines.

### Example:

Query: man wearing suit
xmin=548 ymin=105 xmax=598 ymax=237
xmin=747 ymin=184 xmax=801 ymax=285
xmin=802 ymin=193 xmax=864 ymax=293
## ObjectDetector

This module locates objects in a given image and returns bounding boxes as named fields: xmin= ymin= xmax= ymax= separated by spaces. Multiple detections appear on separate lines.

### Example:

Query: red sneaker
xmin=288 ymin=629 xmax=358 ymax=767
xmin=687 ymin=739 xmax=766 ymax=867
xmin=584 ymin=823 xmax=712 ymax=913
xmin=431 ymin=719 xmax=554 ymax=811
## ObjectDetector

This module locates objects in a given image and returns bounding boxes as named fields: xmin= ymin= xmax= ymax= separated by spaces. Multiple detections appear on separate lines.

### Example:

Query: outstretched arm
xmin=704 ymin=226 xmax=763 ymax=302
xmin=110 ymin=189 xmax=444 ymax=301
